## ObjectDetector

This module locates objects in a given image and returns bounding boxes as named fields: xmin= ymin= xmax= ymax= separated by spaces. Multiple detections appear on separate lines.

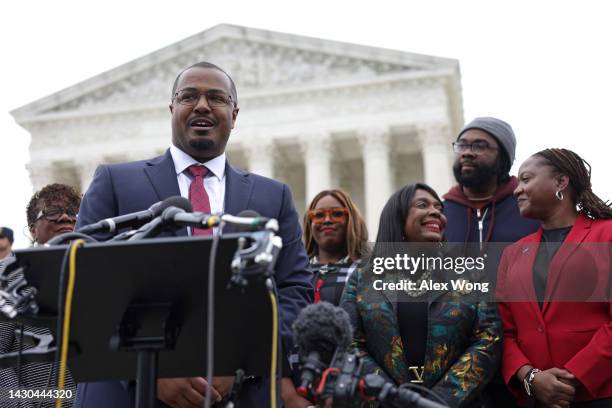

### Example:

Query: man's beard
xmin=452 ymin=160 xmax=499 ymax=188
xmin=189 ymin=138 xmax=214 ymax=151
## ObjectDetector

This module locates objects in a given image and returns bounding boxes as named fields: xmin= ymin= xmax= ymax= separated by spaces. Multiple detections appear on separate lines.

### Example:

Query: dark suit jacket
xmin=496 ymin=215 xmax=612 ymax=404
xmin=73 ymin=149 xmax=313 ymax=407
xmin=339 ymin=265 xmax=502 ymax=408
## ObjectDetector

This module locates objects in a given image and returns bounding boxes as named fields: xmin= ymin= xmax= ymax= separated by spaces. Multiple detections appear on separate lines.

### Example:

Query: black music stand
xmin=2 ymin=234 xmax=274 ymax=408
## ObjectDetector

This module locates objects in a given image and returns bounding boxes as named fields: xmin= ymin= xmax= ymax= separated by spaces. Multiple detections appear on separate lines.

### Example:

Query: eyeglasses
xmin=173 ymin=89 xmax=234 ymax=107
xmin=452 ymin=141 xmax=498 ymax=154
xmin=34 ymin=206 xmax=78 ymax=223
xmin=307 ymin=207 xmax=349 ymax=224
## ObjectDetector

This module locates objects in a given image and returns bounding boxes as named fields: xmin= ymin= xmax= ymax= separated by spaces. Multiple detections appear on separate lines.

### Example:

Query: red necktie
xmin=187 ymin=164 xmax=212 ymax=236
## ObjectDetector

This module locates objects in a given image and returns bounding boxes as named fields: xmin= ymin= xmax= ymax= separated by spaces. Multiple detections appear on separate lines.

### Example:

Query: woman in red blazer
xmin=496 ymin=148 xmax=611 ymax=408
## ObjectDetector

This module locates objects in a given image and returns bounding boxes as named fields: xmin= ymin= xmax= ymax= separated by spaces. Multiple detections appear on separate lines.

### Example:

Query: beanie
xmin=457 ymin=117 xmax=516 ymax=171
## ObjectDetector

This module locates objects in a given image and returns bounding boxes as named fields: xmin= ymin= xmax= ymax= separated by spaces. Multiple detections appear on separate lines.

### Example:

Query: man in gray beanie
xmin=442 ymin=117 xmax=539 ymax=407
xmin=457 ymin=117 xmax=516 ymax=174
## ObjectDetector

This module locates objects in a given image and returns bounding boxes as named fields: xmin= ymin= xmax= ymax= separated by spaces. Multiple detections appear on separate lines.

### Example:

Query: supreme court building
xmin=11 ymin=24 xmax=464 ymax=234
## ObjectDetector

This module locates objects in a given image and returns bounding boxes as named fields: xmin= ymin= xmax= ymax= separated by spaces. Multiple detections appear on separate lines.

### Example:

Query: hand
xmin=280 ymin=378 xmax=313 ymax=408
xmin=558 ymin=372 xmax=580 ymax=389
xmin=531 ymin=368 xmax=576 ymax=408
xmin=212 ymin=376 xmax=235 ymax=399
xmin=157 ymin=377 xmax=221 ymax=408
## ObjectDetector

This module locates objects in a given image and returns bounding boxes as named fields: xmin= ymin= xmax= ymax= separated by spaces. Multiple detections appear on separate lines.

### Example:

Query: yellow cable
xmin=267 ymin=287 xmax=278 ymax=408
xmin=56 ymin=239 xmax=85 ymax=408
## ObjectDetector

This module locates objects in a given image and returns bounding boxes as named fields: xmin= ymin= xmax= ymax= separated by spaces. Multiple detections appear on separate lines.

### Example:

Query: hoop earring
xmin=555 ymin=190 xmax=564 ymax=200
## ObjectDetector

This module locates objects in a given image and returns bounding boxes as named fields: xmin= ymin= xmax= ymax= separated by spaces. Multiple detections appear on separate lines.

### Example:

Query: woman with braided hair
xmin=496 ymin=148 xmax=611 ymax=408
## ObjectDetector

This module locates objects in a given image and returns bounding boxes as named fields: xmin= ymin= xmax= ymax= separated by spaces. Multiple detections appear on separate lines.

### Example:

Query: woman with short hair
xmin=0 ymin=183 xmax=81 ymax=407
xmin=26 ymin=183 xmax=81 ymax=245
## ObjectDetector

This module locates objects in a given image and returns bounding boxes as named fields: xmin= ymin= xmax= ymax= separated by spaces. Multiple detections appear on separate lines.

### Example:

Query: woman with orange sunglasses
xmin=302 ymin=189 xmax=369 ymax=305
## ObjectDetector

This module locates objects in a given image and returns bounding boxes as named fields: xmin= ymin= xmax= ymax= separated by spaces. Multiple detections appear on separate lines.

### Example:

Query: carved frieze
xmin=43 ymin=37 xmax=420 ymax=115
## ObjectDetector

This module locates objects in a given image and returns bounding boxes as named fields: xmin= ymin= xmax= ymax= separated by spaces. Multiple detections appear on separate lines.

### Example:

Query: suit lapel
xmin=542 ymin=215 xmax=592 ymax=313
xmin=223 ymin=163 xmax=253 ymax=216
xmin=144 ymin=149 xmax=181 ymax=201
xmin=143 ymin=149 xmax=185 ymax=236
xmin=369 ymin=272 xmax=409 ymax=384
xmin=512 ymin=231 xmax=546 ymax=322
xmin=419 ymin=266 xmax=462 ymax=386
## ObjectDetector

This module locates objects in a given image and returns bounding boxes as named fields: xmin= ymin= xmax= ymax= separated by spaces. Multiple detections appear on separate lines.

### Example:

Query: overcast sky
xmin=1 ymin=0 xmax=610 ymax=249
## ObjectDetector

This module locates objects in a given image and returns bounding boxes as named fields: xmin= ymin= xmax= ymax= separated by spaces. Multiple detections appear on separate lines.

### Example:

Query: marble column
xmin=244 ymin=138 xmax=275 ymax=178
xmin=359 ymin=127 xmax=392 ymax=236
xmin=301 ymin=134 xmax=333 ymax=204
xmin=418 ymin=123 xmax=454 ymax=195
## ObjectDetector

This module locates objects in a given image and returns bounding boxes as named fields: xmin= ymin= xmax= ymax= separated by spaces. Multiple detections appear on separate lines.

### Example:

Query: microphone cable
xmin=54 ymin=239 xmax=85 ymax=408
xmin=265 ymin=278 xmax=279 ymax=408
xmin=17 ymin=323 xmax=24 ymax=408
xmin=32 ymin=241 xmax=76 ymax=408
xmin=30 ymin=239 xmax=81 ymax=408
xmin=395 ymin=382 xmax=448 ymax=407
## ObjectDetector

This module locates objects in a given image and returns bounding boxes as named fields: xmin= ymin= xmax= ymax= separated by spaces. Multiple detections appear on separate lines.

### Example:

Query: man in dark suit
xmin=74 ymin=62 xmax=313 ymax=408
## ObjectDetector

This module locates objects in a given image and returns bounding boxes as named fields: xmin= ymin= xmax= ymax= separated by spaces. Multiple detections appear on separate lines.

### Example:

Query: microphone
xmin=77 ymin=196 xmax=190 ymax=235
xmin=292 ymin=305 xmax=449 ymax=408
xmin=362 ymin=374 xmax=448 ymax=408
xmin=162 ymin=209 xmax=274 ymax=232
xmin=231 ymin=210 xmax=274 ymax=232
xmin=165 ymin=211 xmax=222 ymax=230
xmin=125 ymin=199 xmax=193 ymax=241
xmin=293 ymin=302 xmax=353 ymax=397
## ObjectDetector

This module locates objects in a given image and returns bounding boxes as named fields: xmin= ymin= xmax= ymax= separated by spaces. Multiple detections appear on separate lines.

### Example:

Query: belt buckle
xmin=408 ymin=366 xmax=424 ymax=384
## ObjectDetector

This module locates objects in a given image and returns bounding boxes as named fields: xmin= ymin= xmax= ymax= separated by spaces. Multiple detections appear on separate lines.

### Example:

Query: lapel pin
xmin=522 ymin=247 xmax=529 ymax=254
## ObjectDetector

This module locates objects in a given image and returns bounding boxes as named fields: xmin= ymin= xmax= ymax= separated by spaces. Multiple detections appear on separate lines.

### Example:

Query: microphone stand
xmin=223 ymin=219 xmax=284 ymax=408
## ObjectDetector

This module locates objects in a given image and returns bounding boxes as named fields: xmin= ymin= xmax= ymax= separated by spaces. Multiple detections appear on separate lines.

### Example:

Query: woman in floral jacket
xmin=340 ymin=183 xmax=502 ymax=408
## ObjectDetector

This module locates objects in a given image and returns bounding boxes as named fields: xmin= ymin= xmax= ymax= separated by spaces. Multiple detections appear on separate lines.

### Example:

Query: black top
xmin=397 ymin=300 xmax=428 ymax=370
xmin=397 ymin=267 xmax=429 ymax=372
xmin=533 ymin=226 xmax=572 ymax=307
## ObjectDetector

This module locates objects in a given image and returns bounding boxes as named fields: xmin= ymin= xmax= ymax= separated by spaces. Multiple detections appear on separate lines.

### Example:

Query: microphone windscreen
xmin=237 ymin=210 xmax=260 ymax=218
xmin=235 ymin=210 xmax=262 ymax=232
xmin=158 ymin=196 xmax=192 ymax=214
xmin=293 ymin=302 xmax=353 ymax=364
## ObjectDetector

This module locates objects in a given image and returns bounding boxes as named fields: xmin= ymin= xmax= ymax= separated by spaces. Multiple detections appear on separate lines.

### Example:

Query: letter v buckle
xmin=408 ymin=366 xmax=425 ymax=384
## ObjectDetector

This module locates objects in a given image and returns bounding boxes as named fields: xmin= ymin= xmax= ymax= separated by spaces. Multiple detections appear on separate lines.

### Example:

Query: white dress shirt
xmin=169 ymin=145 xmax=226 ymax=234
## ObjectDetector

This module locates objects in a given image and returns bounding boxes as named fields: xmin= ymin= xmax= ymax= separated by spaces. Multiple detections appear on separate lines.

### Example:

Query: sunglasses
xmin=307 ymin=207 xmax=349 ymax=224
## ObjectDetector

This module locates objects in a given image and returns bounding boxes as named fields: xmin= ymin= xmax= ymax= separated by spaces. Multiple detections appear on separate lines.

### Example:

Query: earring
xmin=555 ymin=190 xmax=564 ymax=200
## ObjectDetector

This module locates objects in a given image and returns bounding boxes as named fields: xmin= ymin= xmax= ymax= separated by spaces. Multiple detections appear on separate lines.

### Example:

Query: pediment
xmin=12 ymin=24 xmax=458 ymax=120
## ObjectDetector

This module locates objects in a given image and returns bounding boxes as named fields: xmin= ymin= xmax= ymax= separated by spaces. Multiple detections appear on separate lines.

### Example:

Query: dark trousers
xmin=523 ymin=397 xmax=612 ymax=408
xmin=569 ymin=398 xmax=612 ymax=408
xmin=482 ymin=371 xmax=518 ymax=408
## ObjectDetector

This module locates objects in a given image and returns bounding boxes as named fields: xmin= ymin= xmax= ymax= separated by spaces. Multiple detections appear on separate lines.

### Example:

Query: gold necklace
xmin=403 ymin=268 xmax=434 ymax=297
